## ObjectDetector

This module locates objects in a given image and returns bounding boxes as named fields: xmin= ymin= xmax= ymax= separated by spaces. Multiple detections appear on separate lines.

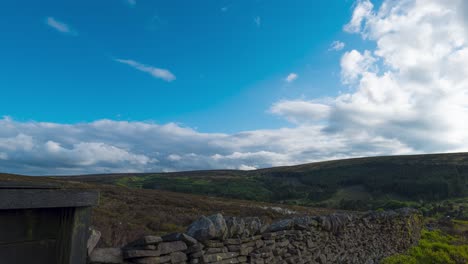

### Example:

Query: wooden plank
xmin=68 ymin=207 xmax=92 ymax=264
xmin=0 ymin=180 xmax=59 ymax=189
xmin=0 ymin=189 xmax=99 ymax=209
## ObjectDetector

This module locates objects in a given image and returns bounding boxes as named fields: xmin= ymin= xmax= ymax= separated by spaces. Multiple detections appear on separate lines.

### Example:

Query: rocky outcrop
xmin=88 ymin=208 xmax=423 ymax=264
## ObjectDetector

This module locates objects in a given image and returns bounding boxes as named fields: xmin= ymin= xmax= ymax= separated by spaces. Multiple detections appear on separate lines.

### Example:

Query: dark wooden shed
xmin=0 ymin=181 xmax=99 ymax=264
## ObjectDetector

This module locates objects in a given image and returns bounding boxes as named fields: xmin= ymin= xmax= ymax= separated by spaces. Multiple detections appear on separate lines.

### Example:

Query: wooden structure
xmin=0 ymin=181 xmax=99 ymax=264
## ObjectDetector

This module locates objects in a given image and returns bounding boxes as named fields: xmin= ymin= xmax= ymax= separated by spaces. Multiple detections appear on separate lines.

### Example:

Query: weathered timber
xmin=0 ymin=189 xmax=98 ymax=209
xmin=0 ymin=182 xmax=98 ymax=264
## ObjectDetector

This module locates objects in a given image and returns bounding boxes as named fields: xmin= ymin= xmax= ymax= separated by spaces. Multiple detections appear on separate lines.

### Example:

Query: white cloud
xmin=0 ymin=134 xmax=34 ymax=151
xmin=0 ymin=118 xmax=411 ymax=175
xmin=344 ymin=0 xmax=373 ymax=33
xmin=115 ymin=59 xmax=176 ymax=82
xmin=43 ymin=141 xmax=152 ymax=166
xmin=254 ymin=16 xmax=261 ymax=27
xmin=168 ymin=154 xmax=182 ymax=161
xmin=329 ymin=41 xmax=346 ymax=51
xmin=238 ymin=164 xmax=257 ymax=171
xmin=274 ymin=0 xmax=468 ymax=155
xmin=6 ymin=0 xmax=468 ymax=175
xmin=340 ymin=50 xmax=376 ymax=84
xmin=285 ymin=73 xmax=298 ymax=83
xmin=270 ymin=101 xmax=330 ymax=123
xmin=45 ymin=17 xmax=76 ymax=35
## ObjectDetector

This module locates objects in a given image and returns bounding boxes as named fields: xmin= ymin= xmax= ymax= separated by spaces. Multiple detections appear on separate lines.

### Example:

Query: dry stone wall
xmin=89 ymin=208 xmax=423 ymax=264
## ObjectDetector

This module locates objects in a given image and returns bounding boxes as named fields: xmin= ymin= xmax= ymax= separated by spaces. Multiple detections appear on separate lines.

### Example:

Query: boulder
xmin=186 ymin=215 xmax=217 ymax=241
xmin=207 ymin=213 xmax=228 ymax=239
xmin=243 ymin=217 xmax=263 ymax=235
xmin=292 ymin=216 xmax=319 ymax=230
xmin=266 ymin=219 xmax=294 ymax=232
xmin=225 ymin=216 xmax=245 ymax=237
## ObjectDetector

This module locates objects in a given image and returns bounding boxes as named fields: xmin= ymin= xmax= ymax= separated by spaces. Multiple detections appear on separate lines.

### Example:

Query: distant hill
xmin=61 ymin=152 xmax=468 ymax=211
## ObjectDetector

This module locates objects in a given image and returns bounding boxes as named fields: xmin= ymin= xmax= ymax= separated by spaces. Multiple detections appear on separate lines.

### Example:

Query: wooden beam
xmin=0 ymin=189 xmax=99 ymax=210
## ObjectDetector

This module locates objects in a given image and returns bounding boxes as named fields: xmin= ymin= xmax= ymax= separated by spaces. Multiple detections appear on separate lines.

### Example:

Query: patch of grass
xmin=382 ymin=230 xmax=468 ymax=264
xmin=115 ymin=176 xmax=147 ymax=188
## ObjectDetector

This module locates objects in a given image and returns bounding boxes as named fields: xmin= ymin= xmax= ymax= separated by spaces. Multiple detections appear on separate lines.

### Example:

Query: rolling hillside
xmin=4 ymin=152 xmax=468 ymax=245
xmin=3 ymin=152 xmax=468 ymax=246
xmin=0 ymin=173 xmax=338 ymax=247
xmin=62 ymin=152 xmax=468 ymax=212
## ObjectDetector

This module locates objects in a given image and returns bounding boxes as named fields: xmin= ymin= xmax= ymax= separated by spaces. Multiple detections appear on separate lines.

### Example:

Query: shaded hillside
xmin=64 ymin=152 xmax=468 ymax=210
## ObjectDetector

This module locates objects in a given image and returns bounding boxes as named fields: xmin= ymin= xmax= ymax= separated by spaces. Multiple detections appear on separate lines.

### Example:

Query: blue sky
xmin=0 ymin=0 xmax=365 ymax=132
xmin=1 ymin=0 xmax=467 ymax=175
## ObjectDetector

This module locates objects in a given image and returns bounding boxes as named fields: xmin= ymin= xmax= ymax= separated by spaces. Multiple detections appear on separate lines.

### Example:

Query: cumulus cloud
xmin=285 ymin=73 xmax=298 ymax=83
xmin=340 ymin=50 xmax=376 ymax=84
xmin=276 ymin=0 xmax=468 ymax=155
xmin=0 ymin=118 xmax=412 ymax=175
xmin=114 ymin=59 xmax=176 ymax=82
xmin=344 ymin=0 xmax=373 ymax=33
xmin=329 ymin=41 xmax=346 ymax=51
xmin=45 ymin=17 xmax=77 ymax=36
xmin=6 ymin=0 xmax=468 ymax=175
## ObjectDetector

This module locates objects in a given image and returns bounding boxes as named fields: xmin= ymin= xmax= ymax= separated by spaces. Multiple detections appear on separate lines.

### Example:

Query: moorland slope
xmin=64 ymin=152 xmax=468 ymax=211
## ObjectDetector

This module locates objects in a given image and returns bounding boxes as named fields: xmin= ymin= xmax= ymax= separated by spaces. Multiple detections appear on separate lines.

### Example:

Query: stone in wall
xmin=88 ymin=208 xmax=423 ymax=264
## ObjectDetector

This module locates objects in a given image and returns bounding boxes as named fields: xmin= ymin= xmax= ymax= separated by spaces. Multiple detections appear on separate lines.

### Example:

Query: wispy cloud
xmin=114 ymin=59 xmax=176 ymax=82
xmin=285 ymin=73 xmax=298 ymax=83
xmin=221 ymin=6 xmax=229 ymax=12
xmin=45 ymin=17 xmax=77 ymax=36
xmin=254 ymin=16 xmax=261 ymax=27
xmin=329 ymin=40 xmax=345 ymax=51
